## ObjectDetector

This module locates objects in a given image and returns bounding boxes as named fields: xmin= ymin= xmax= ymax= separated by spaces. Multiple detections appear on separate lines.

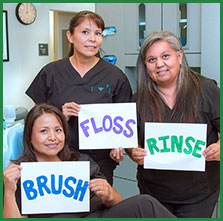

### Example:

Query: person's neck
xmin=70 ymin=54 xmax=99 ymax=78
xmin=158 ymin=84 xmax=177 ymax=109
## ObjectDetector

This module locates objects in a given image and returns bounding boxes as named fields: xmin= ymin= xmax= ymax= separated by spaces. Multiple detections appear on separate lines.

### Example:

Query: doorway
xmin=49 ymin=10 xmax=76 ymax=62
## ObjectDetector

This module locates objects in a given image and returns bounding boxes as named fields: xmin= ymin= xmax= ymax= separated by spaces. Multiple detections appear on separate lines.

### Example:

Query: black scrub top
xmin=26 ymin=57 xmax=133 ymax=181
xmin=136 ymin=76 xmax=220 ymax=204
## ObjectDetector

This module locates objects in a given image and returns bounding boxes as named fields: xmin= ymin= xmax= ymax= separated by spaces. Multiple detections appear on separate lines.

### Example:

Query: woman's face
xmin=145 ymin=40 xmax=183 ymax=88
xmin=67 ymin=18 xmax=103 ymax=58
xmin=31 ymin=113 xmax=65 ymax=162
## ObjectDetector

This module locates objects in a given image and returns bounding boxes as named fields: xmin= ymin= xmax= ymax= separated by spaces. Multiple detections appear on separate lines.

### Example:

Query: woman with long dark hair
xmin=126 ymin=31 xmax=220 ymax=218
xmin=3 ymin=103 xmax=175 ymax=218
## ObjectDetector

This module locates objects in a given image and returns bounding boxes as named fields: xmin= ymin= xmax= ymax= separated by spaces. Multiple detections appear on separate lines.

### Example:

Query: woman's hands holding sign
xmin=3 ymin=164 xmax=21 ymax=195
xmin=62 ymin=102 xmax=80 ymax=121
xmin=89 ymin=178 xmax=123 ymax=207
xmin=110 ymin=148 xmax=123 ymax=162
xmin=3 ymin=164 xmax=27 ymax=218
xmin=203 ymin=139 xmax=220 ymax=161
xmin=125 ymin=147 xmax=147 ymax=165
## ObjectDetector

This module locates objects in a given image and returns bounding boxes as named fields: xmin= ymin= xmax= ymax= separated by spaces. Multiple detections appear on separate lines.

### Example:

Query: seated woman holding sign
xmin=3 ymin=103 xmax=175 ymax=218
xmin=123 ymin=31 xmax=220 ymax=218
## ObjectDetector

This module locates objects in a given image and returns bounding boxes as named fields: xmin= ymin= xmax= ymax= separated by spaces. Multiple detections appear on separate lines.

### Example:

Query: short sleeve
xmin=25 ymin=67 xmax=48 ymax=104
xmin=113 ymin=74 xmax=133 ymax=103
xmin=202 ymin=78 xmax=220 ymax=130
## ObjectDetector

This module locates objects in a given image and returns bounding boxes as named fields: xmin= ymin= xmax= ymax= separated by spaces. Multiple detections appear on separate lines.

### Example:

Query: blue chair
xmin=3 ymin=123 xmax=24 ymax=169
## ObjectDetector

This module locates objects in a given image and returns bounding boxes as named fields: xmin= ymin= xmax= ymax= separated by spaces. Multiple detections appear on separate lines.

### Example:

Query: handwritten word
xmin=22 ymin=174 xmax=88 ymax=201
xmin=80 ymin=115 xmax=136 ymax=138
xmin=146 ymin=135 xmax=205 ymax=158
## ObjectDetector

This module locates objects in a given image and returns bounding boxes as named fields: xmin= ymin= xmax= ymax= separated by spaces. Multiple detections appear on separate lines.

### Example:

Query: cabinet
xmin=124 ymin=3 xmax=201 ymax=68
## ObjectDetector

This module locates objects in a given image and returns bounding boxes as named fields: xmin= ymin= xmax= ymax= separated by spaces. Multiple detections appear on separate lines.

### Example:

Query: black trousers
xmin=86 ymin=194 xmax=176 ymax=218
xmin=160 ymin=190 xmax=220 ymax=218
xmin=51 ymin=195 xmax=175 ymax=218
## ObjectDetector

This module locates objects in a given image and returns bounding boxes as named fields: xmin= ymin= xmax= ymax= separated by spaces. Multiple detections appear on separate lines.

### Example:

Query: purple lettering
xmin=103 ymin=115 xmax=112 ymax=132
xmin=113 ymin=116 xmax=123 ymax=134
xmin=90 ymin=117 xmax=103 ymax=134
xmin=80 ymin=119 xmax=90 ymax=137
xmin=123 ymin=119 xmax=136 ymax=138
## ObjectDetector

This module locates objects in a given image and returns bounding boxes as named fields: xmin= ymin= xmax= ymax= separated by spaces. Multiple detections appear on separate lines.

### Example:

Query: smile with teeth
xmin=157 ymin=70 xmax=168 ymax=74
xmin=46 ymin=143 xmax=59 ymax=148
xmin=85 ymin=46 xmax=96 ymax=49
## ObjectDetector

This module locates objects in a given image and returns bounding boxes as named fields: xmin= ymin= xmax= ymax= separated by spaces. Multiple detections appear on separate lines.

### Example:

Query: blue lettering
xmin=22 ymin=180 xmax=38 ymax=200
xmin=73 ymin=179 xmax=89 ymax=202
xmin=51 ymin=174 xmax=63 ymax=195
xmin=36 ymin=175 xmax=51 ymax=196
xmin=62 ymin=176 xmax=76 ymax=198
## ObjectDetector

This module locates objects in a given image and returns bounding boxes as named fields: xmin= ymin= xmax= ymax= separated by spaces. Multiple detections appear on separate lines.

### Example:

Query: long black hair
xmin=14 ymin=103 xmax=79 ymax=163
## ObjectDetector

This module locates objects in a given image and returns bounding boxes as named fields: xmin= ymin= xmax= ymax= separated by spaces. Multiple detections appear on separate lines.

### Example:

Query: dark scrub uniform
xmin=25 ymin=57 xmax=133 ymax=185
xmin=14 ymin=154 xmax=176 ymax=218
xmin=136 ymin=76 xmax=220 ymax=218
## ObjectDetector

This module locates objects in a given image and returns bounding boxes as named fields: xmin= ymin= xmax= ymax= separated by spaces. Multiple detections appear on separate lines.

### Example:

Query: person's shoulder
xmin=199 ymin=75 xmax=219 ymax=91
xmin=99 ymin=59 xmax=125 ymax=76
xmin=79 ymin=153 xmax=92 ymax=161
xmin=43 ymin=57 xmax=69 ymax=70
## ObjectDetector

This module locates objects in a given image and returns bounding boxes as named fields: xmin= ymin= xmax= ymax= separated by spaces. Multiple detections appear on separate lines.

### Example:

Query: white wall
xmin=3 ymin=3 xmax=95 ymax=110
xmin=201 ymin=3 xmax=220 ymax=86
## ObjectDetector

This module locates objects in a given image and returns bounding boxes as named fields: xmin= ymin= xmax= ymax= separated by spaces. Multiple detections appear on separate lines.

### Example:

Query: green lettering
xmin=158 ymin=136 xmax=170 ymax=153
xmin=192 ymin=140 xmax=205 ymax=158
xmin=184 ymin=136 xmax=195 ymax=154
xmin=171 ymin=135 xmax=183 ymax=153
xmin=146 ymin=138 xmax=159 ymax=155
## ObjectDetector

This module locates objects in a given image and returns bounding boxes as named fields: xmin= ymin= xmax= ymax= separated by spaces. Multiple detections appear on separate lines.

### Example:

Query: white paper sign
xmin=144 ymin=123 xmax=207 ymax=171
xmin=21 ymin=161 xmax=89 ymax=214
xmin=78 ymin=103 xmax=138 ymax=149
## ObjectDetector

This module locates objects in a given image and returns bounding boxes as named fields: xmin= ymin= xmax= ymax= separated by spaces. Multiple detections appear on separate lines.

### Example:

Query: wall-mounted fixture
xmin=103 ymin=55 xmax=117 ymax=64
xmin=39 ymin=43 xmax=48 ymax=56
xmin=103 ymin=26 xmax=117 ymax=37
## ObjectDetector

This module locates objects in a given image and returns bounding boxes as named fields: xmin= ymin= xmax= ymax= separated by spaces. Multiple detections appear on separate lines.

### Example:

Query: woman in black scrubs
xmin=26 ymin=11 xmax=132 ymax=185
xmin=3 ymin=103 xmax=175 ymax=218
xmin=126 ymin=31 xmax=220 ymax=218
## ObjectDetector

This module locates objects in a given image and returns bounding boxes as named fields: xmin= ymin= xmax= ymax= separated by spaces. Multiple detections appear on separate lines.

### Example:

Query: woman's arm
xmin=89 ymin=178 xmax=123 ymax=208
xmin=3 ymin=164 xmax=28 ymax=218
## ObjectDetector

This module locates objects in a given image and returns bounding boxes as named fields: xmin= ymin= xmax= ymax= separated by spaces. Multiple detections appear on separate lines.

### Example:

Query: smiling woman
xmin=25 ymin=10 xmax=133 ymax=186
xmin=126 ymin=30 xmax=220 ymax=218
xmin=3 ymin=103 xmax=176 ymax=218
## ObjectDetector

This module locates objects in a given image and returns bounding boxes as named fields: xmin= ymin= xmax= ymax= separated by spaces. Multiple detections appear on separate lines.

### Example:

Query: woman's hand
xmin=3 ymin=164 xmax=21 ymax=196
xmin=110 ymin=148 xmax=123 ymax=162
xmin=203 ymin=140 xmax=220 ymax=161
xmin=126 ymin=147 xmax=147 ymax=165
xmin=89 ymin=178 xmax=113 ymax=204
xmin=89 ymin=178 xmax=123 ymax=207
xmin=62 ymin=102 xmax=80 ymax=121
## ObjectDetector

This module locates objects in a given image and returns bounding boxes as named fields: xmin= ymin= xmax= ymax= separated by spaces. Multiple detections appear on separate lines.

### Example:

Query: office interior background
xmin=3 ymin=3 xmax=220 ymax=218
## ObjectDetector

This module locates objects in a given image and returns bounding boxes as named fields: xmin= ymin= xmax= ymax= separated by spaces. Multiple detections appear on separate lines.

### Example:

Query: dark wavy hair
xmin=14 ymin=103 xmax=79 ymax=163
xmin=68 ymin=10 xmax=105 ymax=56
